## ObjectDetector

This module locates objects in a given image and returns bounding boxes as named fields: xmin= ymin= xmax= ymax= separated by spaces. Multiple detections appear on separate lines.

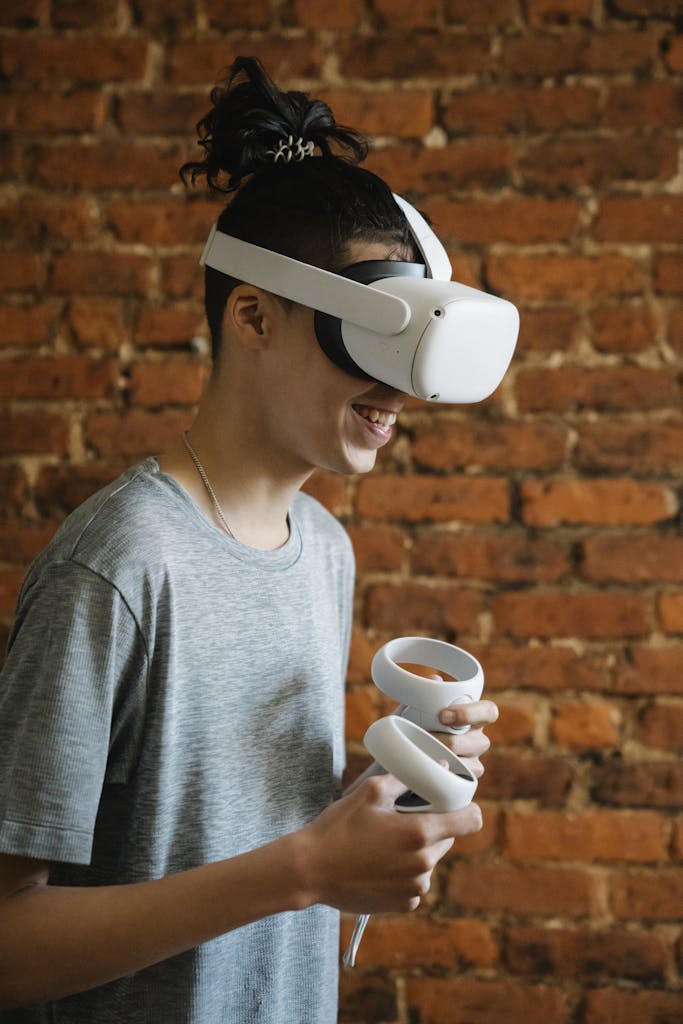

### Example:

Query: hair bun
xmin=181 ymin=56 xmax=368 ymax=192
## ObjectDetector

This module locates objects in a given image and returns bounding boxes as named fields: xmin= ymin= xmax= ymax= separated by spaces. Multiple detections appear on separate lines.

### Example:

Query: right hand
xmin=297 ymin=774 xmax=482 ymax=914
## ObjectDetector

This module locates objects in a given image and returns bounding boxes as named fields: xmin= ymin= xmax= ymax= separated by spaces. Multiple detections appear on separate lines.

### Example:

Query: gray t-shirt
xmin=0 ymin=458 xmax=354 ymax=1023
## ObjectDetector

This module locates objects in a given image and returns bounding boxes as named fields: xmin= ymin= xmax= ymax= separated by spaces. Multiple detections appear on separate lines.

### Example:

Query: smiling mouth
xmin=352 ymin=404 xmax=397 ymax=428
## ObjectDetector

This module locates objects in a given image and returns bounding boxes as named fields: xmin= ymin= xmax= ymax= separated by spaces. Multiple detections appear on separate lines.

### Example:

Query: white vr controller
xmin=364 ymin=636 xmax=483 ymax=813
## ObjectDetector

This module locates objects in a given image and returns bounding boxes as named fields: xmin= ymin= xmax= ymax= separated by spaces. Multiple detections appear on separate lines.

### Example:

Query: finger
xmin=439 ymin=699 xmax=499 ymax=730
xmin=363 ymin=772 xmax=409 ymax=806
xmin=419 ymin=802 xmax=483 ymax=844
xmin=432 ymin=730 xmax=491 ymax=759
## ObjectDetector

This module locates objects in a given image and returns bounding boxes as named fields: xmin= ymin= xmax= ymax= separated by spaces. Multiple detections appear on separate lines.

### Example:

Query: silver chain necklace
xmin=182 ymin=432 xmax=234 ymax=539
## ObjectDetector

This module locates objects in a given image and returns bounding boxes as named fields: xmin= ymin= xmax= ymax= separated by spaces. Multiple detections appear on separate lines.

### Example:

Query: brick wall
xmin=1 ymin=1 xmax=681 ymax=1022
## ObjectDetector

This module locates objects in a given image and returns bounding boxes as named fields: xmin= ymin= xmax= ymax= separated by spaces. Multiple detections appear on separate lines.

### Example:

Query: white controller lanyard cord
xmin=342 ymin=637 xmax=483 ymax=968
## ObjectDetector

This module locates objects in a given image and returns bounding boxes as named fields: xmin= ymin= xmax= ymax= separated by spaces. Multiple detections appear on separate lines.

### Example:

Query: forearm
xmin=0 ymin=832 xmax=310 ymax=1009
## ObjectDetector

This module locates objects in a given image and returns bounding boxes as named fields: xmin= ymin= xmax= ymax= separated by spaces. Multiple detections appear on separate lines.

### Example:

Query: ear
xmin=224 ymin=285 xmax=278 ymax=351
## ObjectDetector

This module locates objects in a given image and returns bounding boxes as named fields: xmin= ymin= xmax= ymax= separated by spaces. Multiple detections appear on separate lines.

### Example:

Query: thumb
xmin=368 ymin=770 xmax=410 ymax=805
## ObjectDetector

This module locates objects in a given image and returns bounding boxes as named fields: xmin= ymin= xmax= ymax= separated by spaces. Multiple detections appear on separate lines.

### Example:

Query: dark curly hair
xmin=180 ymin=57 xmax=415 ymax=363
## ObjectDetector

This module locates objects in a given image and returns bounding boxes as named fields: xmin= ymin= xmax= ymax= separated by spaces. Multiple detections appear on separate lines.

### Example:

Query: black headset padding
xmin=314 ymin=260 xmax=427 ymax=381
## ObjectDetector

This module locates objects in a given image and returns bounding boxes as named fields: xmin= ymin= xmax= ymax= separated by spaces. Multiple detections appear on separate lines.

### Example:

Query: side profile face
xmin=218 ymin=240 xmax=409 ymax=479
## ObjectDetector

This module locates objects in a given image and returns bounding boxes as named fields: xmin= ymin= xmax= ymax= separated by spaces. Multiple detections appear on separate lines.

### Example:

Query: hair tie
xmin=267 ymin=134 xmax=315 ymax=164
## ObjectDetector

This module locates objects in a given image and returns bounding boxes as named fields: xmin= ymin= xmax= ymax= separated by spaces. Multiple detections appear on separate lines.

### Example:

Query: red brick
xmin=593 ymin=196 xmax=683 ymax=242
xmin=49 ymin=252 xmax=152 ymax=297
xmin=581 ymin=536 xmax=683 ymax=583
xmin=371 ymin=0 xmax=440 ymax=27
xmin=290 ymin=0 xmax=364 ymax=29
xmin=604 ymin=82 xmax=683 ymax=129
xmin=479 ymin=753 xmax=572 ymax=805
xmin=506 ymin=924 xmax=667 ymax=982
xmin=68 ymin=299 xmax=128 ymax=351
xmin=654 ymin=253 xmax=683 ymax=295
xmin=610 ymin=869 xmax=683 ymax=919
xmin=0 ymin=520 xmax=57 ymax=563
xmin=516 ymin=367 xmax=679 ymax=413
xmin=301 ymin=471 xmax=348 ymax=516
xmin=521 ymin=478 xmax=675 ymax=527
xmin=526 ymin=0 xmax=592 ymax=22
xmin=205 ymin=0 xmax=271 ymax=28
xmin=341 ymin=914 xmax=498 ymax=969
xmin=551 ymin=700 xmax=620 ymax=748
xmin=0 ymin=250 xmax=44 ymax=291
xmin=35 ymin=463 xmax=122 ymax=517
xmin=423 ymin=197 xmax=580 ymax=244
xmin=486 ymin=701 xmax=536 ymax=744
xmin=356 ymin=475 xmax=509 ymax=523
xmin=658 ymin=593 xmax=683 ymax=633
xmin=516 ymin=308 xmax=581 ymax=353
xmin=346 ymin=628 xmax=379 ymax=686
xmin=668 ymin=309 xmax=683 ymax=353
xmin=475 ymin=644 xmax=609 ymax=693
xmin=84 ymin=409 xmax=192 ymax=457
xmin=611 ymin=0 xmax=680 ymax=14
xmin=346 ymin=525 xmax=406 ymax=573
xmin=0 ymin=411 xmax=69 ymax=455
xmin=344 ymin=686 xmax=380 ymax=742
xmin=412 ymin=419 xmax=567 ymax=471
xmin=405 ymin=977 xmax=569 ymax=1024
xmin=0 ymin=567 xmax=25 ymax=616
xmin=446 ymin=0 xmax=520 ymax=25
xmin=447 ymin=862 xmax=601 ymax=916
xmin=0 ymin=303 xmax=60 ymax=347
xmin=365 ymin=141 xmax=513 ymax=193
xmin=33 ymin=143 xmax=186 ymax=191
xmin=338 ymin=971 xmax=396 ymax=1022
xmin=0 ymin=465 xmax=27 ymax=516
xmin=0 ymin=0 xmax=42 ymax=27
xmin=492 ymin=591 xmax=648 ymax=640
xmin=449 ymin=803 xmax=500 ymax=858
xmin=116 ymin=92 xmax=207 ymax=135
xmin=412 ymin=534 xmax=569 ymax=583
xmin=616 ymin=647 xmax=683 ymax=696
xmin=160 ymin=258 xmax=203 ymax=301
xmin=501 ymin=29 xmax=661 ymax=77
xmin=488 ymin=254 xmax=645 ymax=302
xmin=504 ymin=809 xmax=667 ymax=863
xmin=364 ymin=583 xmax=483 ymax=634
xmin=108 ymin=200 xmax=215 ymax=246
xmin=336 ymin=32 xmax=492 ymax=79
xmin=0 ymin=357 xmax=118 ymax=400
xmin=131 ymin=0 xmax=196 ymax=30
xmin=318 ymin=90 xmax=434 ymax=140
xmin=584 ymin=987 xmax=683 ymax=1024
xmin=443 ymin=84 xmax=600 ymax=135
xmin=168 ymin=39 xmax=324 ymax=85
xmin=522 ymin=137 xmax=676 ymax=190
xmin=666 ymin=34 xmax=683 ymax=71
xmin=640 ymin=703 xmax=683 ymax=752
xmin=128 ymin=360 xmax=207 ymax=407
xmin=0 ymin=194 xmax=99 ymax=245
xmin=52 ymin=0 xmax=119 ymax=29
xmin=576 ymin=422 xmax=683 ymax=473
xmin=591 ymin=305 xmax=657 ymax=354
xmin=12 ymin=90 xmax=107 ymax=132
xmin=1 ymin=37 xmax=148 ymax=82
xmin=593 ymin=761 xmax=683 ymax=809
xmin=135 ymin=308 xmax=204 ymax=348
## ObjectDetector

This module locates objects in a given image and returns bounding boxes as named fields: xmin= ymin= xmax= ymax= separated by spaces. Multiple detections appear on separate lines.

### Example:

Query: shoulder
xmin=22 ymin=460 xmax=182 ymax=595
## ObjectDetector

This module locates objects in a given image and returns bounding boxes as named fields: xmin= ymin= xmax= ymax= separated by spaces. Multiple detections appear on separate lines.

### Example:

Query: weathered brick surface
xmin=2 ymin=4 xmax=681 ymax=1019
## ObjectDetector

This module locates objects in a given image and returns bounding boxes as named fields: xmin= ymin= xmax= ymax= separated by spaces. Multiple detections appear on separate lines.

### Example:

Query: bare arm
xmin=0 ymin=774 xmax=481 ymax=1009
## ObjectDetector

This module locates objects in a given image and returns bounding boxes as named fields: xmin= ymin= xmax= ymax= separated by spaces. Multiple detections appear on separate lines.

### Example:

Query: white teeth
xmin=354 ymin=405 xmax=397 ymax=428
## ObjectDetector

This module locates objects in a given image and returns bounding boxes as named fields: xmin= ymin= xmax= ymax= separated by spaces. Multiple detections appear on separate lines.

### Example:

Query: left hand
xmin=430 ymin=687 xmax=499 ymax=780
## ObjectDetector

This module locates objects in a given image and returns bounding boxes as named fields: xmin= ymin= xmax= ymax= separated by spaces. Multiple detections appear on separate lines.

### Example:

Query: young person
xmin=0 ymin=58 xmax=497 ymax=1023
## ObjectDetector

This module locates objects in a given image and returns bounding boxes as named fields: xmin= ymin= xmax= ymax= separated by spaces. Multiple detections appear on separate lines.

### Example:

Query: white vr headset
xmin=200 ymin=194 xmax=519 ymax=403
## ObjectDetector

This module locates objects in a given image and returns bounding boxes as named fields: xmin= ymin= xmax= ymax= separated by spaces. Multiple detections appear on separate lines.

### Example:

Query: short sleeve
xmin=0 ymin=560 xmax=147 ymax=865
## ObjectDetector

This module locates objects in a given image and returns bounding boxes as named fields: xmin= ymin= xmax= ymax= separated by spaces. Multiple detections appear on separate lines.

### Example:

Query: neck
xmin=158 ymin=381 xmax=312 ymax=551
